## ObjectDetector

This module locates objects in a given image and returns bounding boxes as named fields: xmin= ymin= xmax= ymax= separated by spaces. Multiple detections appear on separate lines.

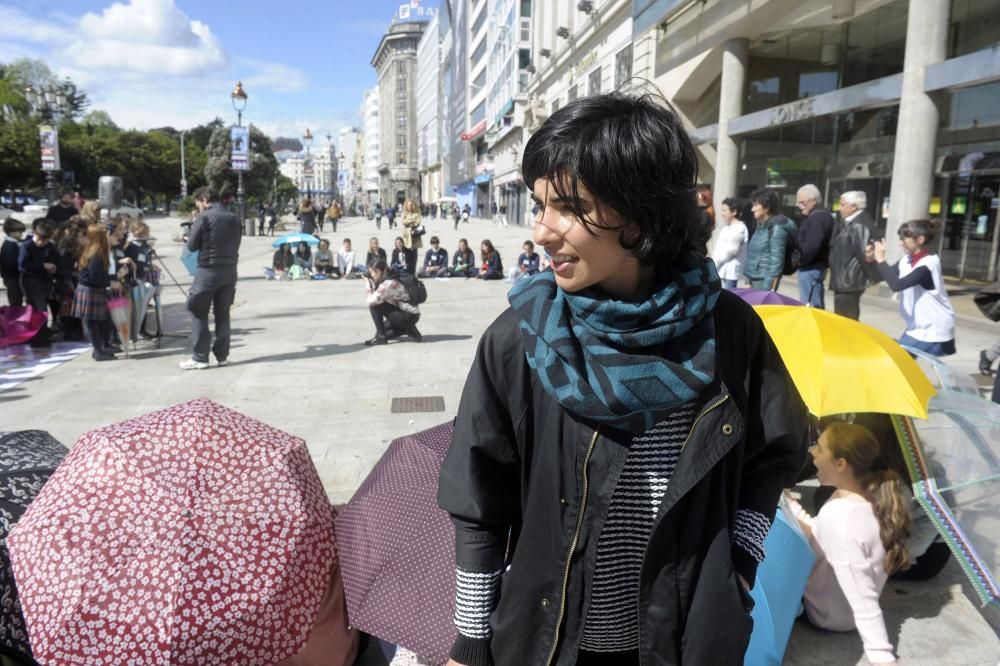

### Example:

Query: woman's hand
xmin=446 ymin=660 xmax=470 ymax=666
xmin=864 ymin=243 xmax=876 ymax=263
xmin=873 ymin=240 xmax=887 ymax=263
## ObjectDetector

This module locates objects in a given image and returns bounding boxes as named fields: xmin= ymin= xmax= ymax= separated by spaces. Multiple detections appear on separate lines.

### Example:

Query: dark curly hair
xmin=520 ymin=91 xmax=700 ymax=266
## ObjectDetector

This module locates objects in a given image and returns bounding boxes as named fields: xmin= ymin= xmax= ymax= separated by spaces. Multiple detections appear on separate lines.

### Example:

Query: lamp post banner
xmin=231 ymin=126 xmax=250 ymax=171
xmin=39 ymin=125 xmax=60 ymax=172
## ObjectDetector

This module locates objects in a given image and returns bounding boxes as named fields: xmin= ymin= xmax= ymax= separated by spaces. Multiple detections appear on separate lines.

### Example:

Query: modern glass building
xmin=637 ymin=0 xmax=1000 ymax=280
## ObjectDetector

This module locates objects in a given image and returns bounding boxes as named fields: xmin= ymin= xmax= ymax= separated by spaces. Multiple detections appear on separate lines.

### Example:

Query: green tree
xmin=274 ymin=174 xmax=299 ymax=207
xmin=204 ymin=124 xmax=279 ymax=202
xmin=4 ymin=58 xmax=88 ymax=120
xmin=0 ymin=65 xmax=29 ymax=121
xmin=0 ymin=120 xmax=42 ymax=191
xmin=82 ymin=110 xmax=118 ymax=129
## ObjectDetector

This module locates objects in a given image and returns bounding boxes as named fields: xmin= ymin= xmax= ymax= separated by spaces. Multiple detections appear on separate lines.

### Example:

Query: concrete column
xmin=885 ymin=0 xmax=950 ymax=265
xmin=713 ymin=38 xmax=748 ymax=225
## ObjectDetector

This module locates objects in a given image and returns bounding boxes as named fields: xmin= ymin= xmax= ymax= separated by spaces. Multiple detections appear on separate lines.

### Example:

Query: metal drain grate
xmin=391 ymin=396 xmax=446 ymax=413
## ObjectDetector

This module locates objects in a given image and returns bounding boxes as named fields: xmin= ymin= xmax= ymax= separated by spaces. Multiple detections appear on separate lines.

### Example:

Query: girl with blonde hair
xmin=401 ymin=199 xmax=423 ymax=253
xmin=787 ymin=422 xmax=910 ymax=665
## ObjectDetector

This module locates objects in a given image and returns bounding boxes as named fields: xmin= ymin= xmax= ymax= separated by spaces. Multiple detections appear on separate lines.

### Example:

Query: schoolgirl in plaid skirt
xmin=74 ymin=224 xmax=121 ymax=361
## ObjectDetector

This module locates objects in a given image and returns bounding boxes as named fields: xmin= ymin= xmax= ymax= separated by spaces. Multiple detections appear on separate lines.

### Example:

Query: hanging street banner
xmin=39 ymin=125 xmax=60 ymax=172
xmin=231 ymin=126 xmax=250 ymax=171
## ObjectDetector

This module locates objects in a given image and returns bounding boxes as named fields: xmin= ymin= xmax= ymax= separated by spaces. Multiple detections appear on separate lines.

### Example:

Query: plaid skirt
xmin=72 ymin=285 xmax=109 ymax=321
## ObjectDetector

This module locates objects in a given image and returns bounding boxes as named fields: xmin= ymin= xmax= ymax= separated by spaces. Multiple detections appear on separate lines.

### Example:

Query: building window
xmin=568 ymin=85 xmax=578 ymax=102
xmin=520 ymin=17 xmax=531 ymax=42
xmin=518 ymin=48 xmax=531 ymax=70
xmin=398 ymin=135 xmax=407 ymax=147
xmin=473 ymin=69 xmax=486 ymax=90
xmin=520 ymin=0 xmax=531 ymax=17
xmin=398 ymin=115 xmax=407 ymax=128
xmin=472 ymin=5 xmax=487 ymax=35
xmin=398 ymin=151 xmax=406 ymax=164
xmin=589 ymin=67 xmax=601 ymax=96
xmin=471 ymin=100 xmax=486 ymax=125
xmin=471 ymin=37 xmax=487 ymax=67
xmin=615 ymin=44 xmax=633 ymax=89
xmin=397 ymin=76 xmax=407 ymax=92
xmin=397 ymin=61 xmax=407 ymax=74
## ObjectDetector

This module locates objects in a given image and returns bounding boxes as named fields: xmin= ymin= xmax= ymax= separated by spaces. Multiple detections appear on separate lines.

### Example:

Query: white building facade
xmin=276 ymin=146 xmax=337 ymax=200
xmin=417 ymin=10 xmax=444 ymax=204
xmin=337 ymin=126 xmax=360 ymax=207
xmin=361 ymin=87 xmax=381 ymax=204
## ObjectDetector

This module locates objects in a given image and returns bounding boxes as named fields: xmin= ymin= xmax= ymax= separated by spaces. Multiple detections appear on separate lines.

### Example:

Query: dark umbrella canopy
xmin=0 ymin=430 xmax=68 ymax=664
xmin=334 ymin=422 xmax=457 ymax=665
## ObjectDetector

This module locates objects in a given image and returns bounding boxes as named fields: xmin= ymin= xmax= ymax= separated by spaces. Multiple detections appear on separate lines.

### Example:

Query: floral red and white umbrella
xmin=6 ymin=399 xmax=335 ymax=666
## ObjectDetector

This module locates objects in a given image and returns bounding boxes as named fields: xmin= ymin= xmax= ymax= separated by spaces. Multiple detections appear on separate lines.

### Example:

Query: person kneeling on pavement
xmin=364 ymin=259 xmax=421 ymax=345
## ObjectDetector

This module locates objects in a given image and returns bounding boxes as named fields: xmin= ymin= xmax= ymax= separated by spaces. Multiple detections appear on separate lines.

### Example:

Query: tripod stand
xmin=139 ymin=247 xmax=189 ymax=348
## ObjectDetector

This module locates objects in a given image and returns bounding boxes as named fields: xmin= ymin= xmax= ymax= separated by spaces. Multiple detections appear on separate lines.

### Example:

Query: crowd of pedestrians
xmin=2 ymin=191 xmax=158 ymax=360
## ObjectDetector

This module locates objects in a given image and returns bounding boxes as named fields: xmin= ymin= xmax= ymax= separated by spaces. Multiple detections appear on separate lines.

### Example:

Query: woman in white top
xmin=710 ymin=197 xmax=748 ymax=288
xmin=867 ymin=218 xmax=955 ymax=356
xmin=786 ymin=422 xmax=911 ymax=665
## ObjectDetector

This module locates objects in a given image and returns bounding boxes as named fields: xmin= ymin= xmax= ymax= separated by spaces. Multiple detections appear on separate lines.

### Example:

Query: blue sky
xmin=1 ymin=0 xmax=435 ymax=145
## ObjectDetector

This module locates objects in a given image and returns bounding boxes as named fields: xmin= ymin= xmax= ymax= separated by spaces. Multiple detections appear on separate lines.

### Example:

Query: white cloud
xmin=69 ymin=0 xmax=227 ymax=75
xmin=0 ymin=0 xmax=321 ymax=131
xmin=240 ymin=59 xmax=309 ymax=94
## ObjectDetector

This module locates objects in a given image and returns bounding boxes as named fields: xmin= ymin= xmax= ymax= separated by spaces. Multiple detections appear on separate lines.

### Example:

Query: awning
xmin=492 ymin=170 xmax=523 ymax=187
xmin=938 ymin=152 xmax=1000 ymax=176
xmin=474 ymin=173 xmax=492 ymax=185
xmin=461 ymin=120 xmax=487 ymax=142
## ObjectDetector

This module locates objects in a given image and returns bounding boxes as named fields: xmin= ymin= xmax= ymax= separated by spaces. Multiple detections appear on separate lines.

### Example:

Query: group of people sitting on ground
xmin=414 ymin=238 xmax=543 ymax=282
xmin=268 ymin=238 xmax=367 ymax=281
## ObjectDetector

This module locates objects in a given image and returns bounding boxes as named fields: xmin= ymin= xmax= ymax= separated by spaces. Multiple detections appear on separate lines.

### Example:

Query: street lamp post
xmin=303 ymin=128 xmax=313 ymax=199
xmin=179 ymin=129 xmax=187 ymax=200
xmin=24 ymin=85 xmax=68 ymax=204
xmin=231 ymin=81 xmax=249 ymax=232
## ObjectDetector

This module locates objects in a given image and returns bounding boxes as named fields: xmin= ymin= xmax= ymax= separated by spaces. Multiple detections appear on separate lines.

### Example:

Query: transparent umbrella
xmin=892 ymin=390 xmax=1000 ymax=609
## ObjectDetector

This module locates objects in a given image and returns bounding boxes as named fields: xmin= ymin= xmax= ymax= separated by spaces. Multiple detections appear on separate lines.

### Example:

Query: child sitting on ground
xmin=785 ymin=422 xmax=907 ymax=666
xmin=507 ymin=240 xmax=541 ymax=282
xmin=313 ymin=239 xmax=338 ymax=278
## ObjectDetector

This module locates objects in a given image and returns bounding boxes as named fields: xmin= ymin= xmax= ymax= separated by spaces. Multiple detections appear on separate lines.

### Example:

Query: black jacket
xmin=829 ymin=211 xmax=874 ymax=293
xmin=797 ymin=207 xmax=834 ymax=271
xmin=17 ymin=240 xmax=57 ymax=279
xmin=438 ymin=291 xmax=808 ymax=666
xmin=1 ymin=238 xmax=20 ymax=280
xmin=187 ymin=204 xmax=241 ymax=268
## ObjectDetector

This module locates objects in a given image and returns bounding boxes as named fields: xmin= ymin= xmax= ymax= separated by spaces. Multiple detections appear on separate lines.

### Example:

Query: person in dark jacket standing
xmin=46 ymin=192 xmax=78 ymax=226
xmin=17 ymin=221 xmax=59 ymax=345
xmin=795 ymin=184 xmax=835 ymax=308
xmin=829 ymin=191 xmax=874 ymax=320
xmin=744 ymin=188 xmax=793 ymax=291
xmin=180 ymin=187 xmax=242 ymax=370
xmin=438 ymin=93 xmax=808 ymax=666
xmin=2 ymin=218 xmax=26 ymax=306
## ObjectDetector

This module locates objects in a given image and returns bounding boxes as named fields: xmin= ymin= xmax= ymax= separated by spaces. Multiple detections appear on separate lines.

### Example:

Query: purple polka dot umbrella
xmin=6 ymin=399 xmax=336 ymax=666
xmin=334 ymin=422 xmax=457 ymax=665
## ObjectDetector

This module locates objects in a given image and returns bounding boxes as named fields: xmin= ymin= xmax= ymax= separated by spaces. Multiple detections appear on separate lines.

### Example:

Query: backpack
xmin=397 ymin=273 xmax=427 ymax=305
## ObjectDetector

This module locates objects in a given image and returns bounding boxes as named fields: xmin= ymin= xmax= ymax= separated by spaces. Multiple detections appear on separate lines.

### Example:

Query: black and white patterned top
xmin=452 ymin=409 xmax=772 ymax=649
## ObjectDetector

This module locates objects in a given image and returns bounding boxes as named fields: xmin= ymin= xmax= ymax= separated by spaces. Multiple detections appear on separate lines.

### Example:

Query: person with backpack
xmin=363 ymin=259 xmax=422 ymax=345
xmin=795 ymin=185 xmax=835 ymax=308
xmin=744 ymin=188 xmax=793 ymax=291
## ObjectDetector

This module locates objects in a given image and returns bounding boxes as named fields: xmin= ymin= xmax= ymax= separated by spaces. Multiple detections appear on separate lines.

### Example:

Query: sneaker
xmin=179 ymin=359 xmax=210 ymax=370
xmin=93 ymin=352 xmax=117 ymax=362
xmin=980 ymin=349 xmax=993 ymax=376
xmin=364 ymin=335 xmax=388 ymax=346
xmin=216 ymin=359 xmax=229 ymax=367
xmin=407 ymin=325 xmax=423 ymax=343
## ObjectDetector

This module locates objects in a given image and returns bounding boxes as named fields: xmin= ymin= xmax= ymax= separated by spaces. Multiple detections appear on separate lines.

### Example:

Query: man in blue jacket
xmin=180 ymin=187 xmax=242 ymax=370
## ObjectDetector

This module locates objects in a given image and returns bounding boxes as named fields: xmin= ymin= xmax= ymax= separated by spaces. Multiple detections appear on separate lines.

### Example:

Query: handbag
xmin=411 ymin=224 xmax=426 ymax=238
xmin=974 ymin=281 xmax=1000 ymax=322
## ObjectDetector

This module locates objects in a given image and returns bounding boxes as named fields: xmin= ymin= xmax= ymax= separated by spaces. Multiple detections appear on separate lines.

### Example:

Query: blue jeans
xmin=798 ymin=268 xmax=826 ymax=308
xmin=899 ymin=332 xmax=955 ymax=357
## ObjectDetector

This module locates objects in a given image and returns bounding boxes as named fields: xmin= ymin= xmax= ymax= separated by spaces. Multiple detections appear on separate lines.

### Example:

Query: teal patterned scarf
xmin=508 ymin=252 xmax=720 ymax=434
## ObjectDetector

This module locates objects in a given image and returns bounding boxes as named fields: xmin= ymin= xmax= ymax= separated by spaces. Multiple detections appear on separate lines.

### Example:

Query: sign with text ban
xmin=231 ymin=126 xmax=250 ymax=171
xmin=39 ymin=125 xmax=60 ymax=171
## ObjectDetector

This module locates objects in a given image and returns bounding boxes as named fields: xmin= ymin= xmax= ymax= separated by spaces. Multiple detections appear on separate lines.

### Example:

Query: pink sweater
xmin=789 ymin=495 xmax=896 ymax=664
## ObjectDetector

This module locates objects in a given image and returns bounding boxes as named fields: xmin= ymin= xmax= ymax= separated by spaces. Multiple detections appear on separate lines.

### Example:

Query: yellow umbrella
xmin=753 ymin=305 xmax=936 ymax=419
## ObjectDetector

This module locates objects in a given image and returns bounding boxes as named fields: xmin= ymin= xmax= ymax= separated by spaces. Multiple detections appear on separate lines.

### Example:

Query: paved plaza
xmin=2 ymin=214 xmax=1000 ymax=665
